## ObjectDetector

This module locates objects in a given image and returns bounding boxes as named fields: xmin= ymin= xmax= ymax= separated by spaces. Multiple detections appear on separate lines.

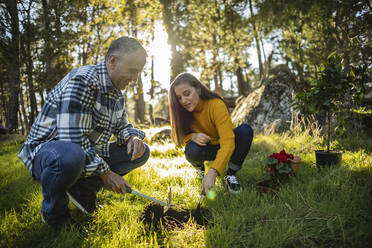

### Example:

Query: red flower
xmin=279 ymin=155 xmax=288 ymax=163
xmin=265 ymin=149 xmax=297 ymax=184
xmin=270 ymin=153 xmax=280 ymax=159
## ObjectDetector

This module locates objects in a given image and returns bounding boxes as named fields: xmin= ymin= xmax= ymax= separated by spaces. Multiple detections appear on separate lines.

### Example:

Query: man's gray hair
xmin=105 ymin=37 xmax=147 ymax=62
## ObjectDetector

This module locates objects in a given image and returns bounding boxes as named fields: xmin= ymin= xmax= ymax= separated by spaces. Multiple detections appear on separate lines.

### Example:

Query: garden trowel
xmin=195 ymin=190 xmax=206 ymax=215
xmin=125 ymin=186 xmax=168 ymax=207
xmin=164 ymin=187 xmax=172 ymax=212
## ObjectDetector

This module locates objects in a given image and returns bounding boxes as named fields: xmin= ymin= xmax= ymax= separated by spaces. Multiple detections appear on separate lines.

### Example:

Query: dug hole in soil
xmin=139 ymin=203 xmax=211 ymax=230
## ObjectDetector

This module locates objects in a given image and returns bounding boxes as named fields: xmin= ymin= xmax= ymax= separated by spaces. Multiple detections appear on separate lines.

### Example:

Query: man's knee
xmin=55 ymin=141 xmax=85 ymax=177
xmin=136 ymin=144 xmax=150 ymax=166
xmin=184 ymin=142 xmax=204 ymax=163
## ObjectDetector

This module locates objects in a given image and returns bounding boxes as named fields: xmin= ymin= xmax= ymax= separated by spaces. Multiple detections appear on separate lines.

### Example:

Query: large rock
xmin=150 ymin=128 xmax=172 ymax=144
xmin=231 ymin=65 xmax=296 ymax=132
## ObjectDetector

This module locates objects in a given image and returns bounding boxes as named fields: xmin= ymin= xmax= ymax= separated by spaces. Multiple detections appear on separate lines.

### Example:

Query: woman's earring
xmin=197 ymin=89 xmax=201 ymax=96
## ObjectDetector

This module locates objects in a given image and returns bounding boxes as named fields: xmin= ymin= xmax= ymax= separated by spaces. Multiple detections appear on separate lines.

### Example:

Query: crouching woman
xmin=168 ymin=73 xmax=253 ymax=194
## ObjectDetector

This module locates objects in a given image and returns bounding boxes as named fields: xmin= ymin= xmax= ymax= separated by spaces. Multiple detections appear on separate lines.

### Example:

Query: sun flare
xmin=145 ymin=21 xmax=171 ymax=94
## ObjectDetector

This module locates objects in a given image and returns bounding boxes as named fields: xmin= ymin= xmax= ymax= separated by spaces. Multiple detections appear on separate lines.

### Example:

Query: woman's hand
xmin=201 ymin=168 xmax=218 ymax=193
xmin=191 ymin=133 xmax=211 ymax=146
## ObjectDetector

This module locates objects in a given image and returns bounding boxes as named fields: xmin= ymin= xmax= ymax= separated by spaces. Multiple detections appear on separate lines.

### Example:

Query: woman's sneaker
xmin=196 ymin=165 xmax=205 ymax=181
xmin=195 ymin=167 xmax=205 ymax=180
xmin=224 ymin=175 xmax=242 ymax=194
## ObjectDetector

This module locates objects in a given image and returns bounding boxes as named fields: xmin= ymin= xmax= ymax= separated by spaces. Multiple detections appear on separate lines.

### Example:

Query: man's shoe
xmin=41 ymin=211 xmax=73 ymax=231
xmin=67 ymin=188 xmax=97 ymax=214
xmin=224 ymin=175 xmax=242 ymax=194
xmin=42 ymin=211 xmax=88 ymax=233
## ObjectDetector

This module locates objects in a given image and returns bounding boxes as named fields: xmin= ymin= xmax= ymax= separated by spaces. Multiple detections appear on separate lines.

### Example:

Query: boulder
xmin=150 ymin=128 xmax=172 ymax=144
xmin=231 ymin=65 xmax=296 ymax=132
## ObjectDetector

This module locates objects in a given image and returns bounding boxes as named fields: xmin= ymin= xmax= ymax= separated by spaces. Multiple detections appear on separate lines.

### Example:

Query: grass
xmin=0 ymin=126 xmax=372 ymax=247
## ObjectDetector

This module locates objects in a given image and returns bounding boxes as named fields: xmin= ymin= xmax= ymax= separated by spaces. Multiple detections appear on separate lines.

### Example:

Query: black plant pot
xmin=315 ymin=150 xmax=342 ymax=168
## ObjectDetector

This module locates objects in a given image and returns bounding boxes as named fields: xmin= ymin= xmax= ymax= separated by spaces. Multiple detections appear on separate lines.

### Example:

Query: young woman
xmin=169 ymin=73 xmax=254 ymax=194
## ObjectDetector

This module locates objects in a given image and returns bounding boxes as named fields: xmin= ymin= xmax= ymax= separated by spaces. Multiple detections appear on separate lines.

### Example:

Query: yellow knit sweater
xmin=182 ymin=98 xmax=235 ymax=176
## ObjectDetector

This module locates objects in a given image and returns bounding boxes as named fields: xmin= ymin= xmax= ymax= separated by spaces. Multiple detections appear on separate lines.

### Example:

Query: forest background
xmin=1 ymin=0 xmax=370 ymax=133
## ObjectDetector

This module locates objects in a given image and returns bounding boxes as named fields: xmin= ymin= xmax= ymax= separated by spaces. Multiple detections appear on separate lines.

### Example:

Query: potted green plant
xmin=293 ymin=52 xmax=348 ymax=168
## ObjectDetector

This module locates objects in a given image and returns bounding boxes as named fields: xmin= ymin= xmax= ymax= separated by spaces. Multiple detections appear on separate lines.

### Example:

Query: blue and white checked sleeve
xmin=115 ymin=113 xmax=145 ymax=145
xmin=56 ymin=77 xmax=109 ymax=176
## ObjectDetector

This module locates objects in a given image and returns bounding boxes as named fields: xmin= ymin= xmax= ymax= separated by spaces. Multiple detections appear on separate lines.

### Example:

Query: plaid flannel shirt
xmin=18 ymin=61 xmax=145 ymax=177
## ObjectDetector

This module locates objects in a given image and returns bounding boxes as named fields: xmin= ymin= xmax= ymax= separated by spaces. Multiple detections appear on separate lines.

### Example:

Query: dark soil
xmin=139 ymin=203 xmax=210 ymax=230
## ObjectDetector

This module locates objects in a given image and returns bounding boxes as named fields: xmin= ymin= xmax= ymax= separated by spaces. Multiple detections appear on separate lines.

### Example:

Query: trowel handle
xmin=198 ymin=190 xmax=206 ymax=205
xmin=125 ymin=185 xmax=132 ymax=194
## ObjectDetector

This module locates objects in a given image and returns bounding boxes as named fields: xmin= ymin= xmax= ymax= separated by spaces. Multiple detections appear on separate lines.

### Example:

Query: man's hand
xmin=201 ymin=168 xmax=218 ymax=193
xmin=127 ymin=136 xmax=146 ymax=160
xmin=191 ymin=133 xmax=211 ymax=146
xmin=100 ymin=170 xmax=130 ymax=194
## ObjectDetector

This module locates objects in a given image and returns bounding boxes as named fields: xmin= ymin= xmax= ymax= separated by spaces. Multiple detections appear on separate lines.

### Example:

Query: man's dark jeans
xmin=32 ymin=141 xmax=150 ymax=221
xmin=184 ymin=124 xmax=253 ymax=172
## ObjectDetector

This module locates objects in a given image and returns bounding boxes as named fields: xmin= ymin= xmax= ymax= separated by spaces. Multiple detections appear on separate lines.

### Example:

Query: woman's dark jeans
xmin=32 ymin=141 xmax=150 ymax=221
xmin=184 ymin=124 xmax=253 ymax=172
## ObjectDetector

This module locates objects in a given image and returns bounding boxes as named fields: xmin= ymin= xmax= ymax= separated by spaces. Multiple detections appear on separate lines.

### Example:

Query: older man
xmin=18 ymin=37 xmax=149 ymax=230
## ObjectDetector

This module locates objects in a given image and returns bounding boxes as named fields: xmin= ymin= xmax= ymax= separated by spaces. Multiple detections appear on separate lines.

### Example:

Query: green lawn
xmin=1 ymin=127 xmax=371 ymax=248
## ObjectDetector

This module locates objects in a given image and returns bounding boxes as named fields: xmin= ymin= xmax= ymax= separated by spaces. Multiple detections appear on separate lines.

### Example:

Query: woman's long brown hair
xmin=169 ymin=73 xmax=224 ymax=146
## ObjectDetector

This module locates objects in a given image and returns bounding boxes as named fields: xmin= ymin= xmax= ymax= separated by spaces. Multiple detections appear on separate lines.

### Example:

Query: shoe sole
xmin=227 ymin=187 xmax=242 ymax=194
xmin=67 ymin=192 xmax=90 ymax=214
xmin=224 ymin=178 xmax=242 ymax=194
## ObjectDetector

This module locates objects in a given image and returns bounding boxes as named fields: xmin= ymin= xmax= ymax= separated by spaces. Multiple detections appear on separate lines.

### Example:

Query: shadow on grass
xmin=283 ymin=166 xmax=372 ymax=248
xmin=0 ymin=140 xmax=86 ymax=248
xmin=1 ymin=220 xmax=85 ymax=248
xmin=0 ymin=160 xmax=40 ymax=212
xmin=333 ymin=132 xmax=372 ymax=153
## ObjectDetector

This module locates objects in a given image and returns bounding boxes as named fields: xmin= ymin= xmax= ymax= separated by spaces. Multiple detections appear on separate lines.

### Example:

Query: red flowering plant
xmin=264 ymin=150 xmax=297 ymax=185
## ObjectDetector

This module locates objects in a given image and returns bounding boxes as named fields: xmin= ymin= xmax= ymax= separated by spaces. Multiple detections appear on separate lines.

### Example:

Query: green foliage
xmin=256 ymin=0 xmax=371 ymax=82
xmin=293 ymin=52 xmax=346 ymax=114
xmin=293 ymin=52 xmax=371 ymax=151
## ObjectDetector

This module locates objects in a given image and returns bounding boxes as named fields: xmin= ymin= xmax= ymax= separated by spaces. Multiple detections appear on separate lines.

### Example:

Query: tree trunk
xmin=235 ymin=58 xmax=246 ymax=95
xmin=19 ymin=86 xmax=29 ymax=132
xmin=129 ymin=4 xmax=145 ymax=124
xmin=18 ymin=110 xmax=24 ymax=135
xmin=0 ymin=82 xmax=7 ymax=126
xmin=218 ymin=63 xmax=224 ymax=95
xmin=5 ymin=0 xmax=21 ymax=133
xmin=260 ymin=38 xmax=266 ymax=64
xmin=160 ymin=0 xmax=184 ymax=81
xmin=212 ymin=34 xmax=223 ymax=96
xmin=249 ymin=0 xmax=263 ymax=79
xmin=149 ymin=25 xmax=155 ymax=125
xmin=41 ymin=0 xmax=52 ymax=90
xmin=327 ymin=111 xmax=331 ymax=153
xmin=39 ymin=88 xmax=45 ymax=109
xmin=25 ymin=1 xmax=37 ymax=126
xmin=135 ymin=76 xmax=146 ymax=124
